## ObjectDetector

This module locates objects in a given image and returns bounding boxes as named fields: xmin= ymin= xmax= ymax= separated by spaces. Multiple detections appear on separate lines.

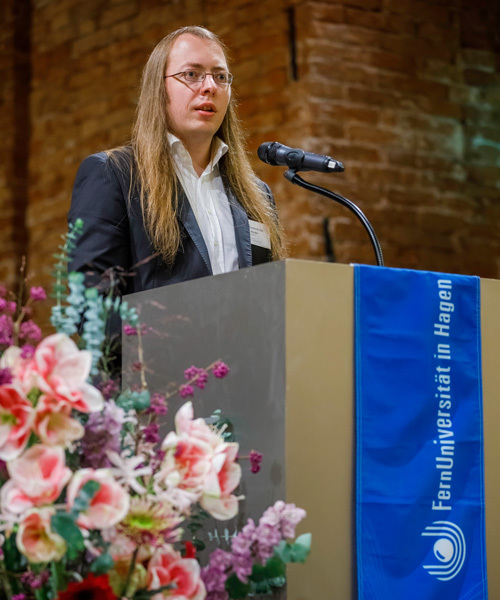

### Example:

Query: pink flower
xmin=158 ymin=403 xmax=241 ymax=519
xmin=29 ymin=333 xmax=103 ymax=413
xmin=147 ymin=545 xmax=206 ymax=600
xmin=200 ymin=443 xmax=241 ymax=521
xmin=66 ymin=468 xmax=129 ymax=530
xmin=33 ymin=396 xmax=84 ymax=447
xmin=16 ymin=507 xmax=66 ymax=563
xmin=0 ymin=385 xmax=34 ymax=460
xmin=173 ymin=402 xmax=221 ymax=449
xmin=1 ymin=445 xmax=71 ymax=514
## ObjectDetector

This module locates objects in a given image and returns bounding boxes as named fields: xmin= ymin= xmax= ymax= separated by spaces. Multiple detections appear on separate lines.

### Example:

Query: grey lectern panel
xmin=123 ymin=262 xmax=287 ymax=538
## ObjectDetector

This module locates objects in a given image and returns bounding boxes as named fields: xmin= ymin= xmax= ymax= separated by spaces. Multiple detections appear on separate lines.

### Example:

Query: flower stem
xmin=50 ymin=560 xmax=67 ymax=592
xmin=136 ymin=326 xmax=147 ymax=391
xmin=120 ymin=545 xmax=139 ymax=597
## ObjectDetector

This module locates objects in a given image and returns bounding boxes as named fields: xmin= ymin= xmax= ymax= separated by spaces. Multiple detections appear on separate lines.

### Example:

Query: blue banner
xmin=355 ymin=265 xmax=487 ymax=600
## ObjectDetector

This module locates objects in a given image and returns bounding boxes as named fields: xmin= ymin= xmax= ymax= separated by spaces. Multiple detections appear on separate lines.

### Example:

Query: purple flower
xmin=230 ymin=519 xmax=257 ymax=582
xmin=201 ymin=549 xmax=232 ymax=599
xmin=29 ymin=286 xmax=47 ymax=301
xmin=12 ymin=594 xmax=26 ymax=600
xmin=98 ymin=378 xmax=120 ymax=401
xmin=21 ymin=569 xmax=49 ymax=588
xmin=0 ymin=314 xmax=13 ymax=346
xmin=146 ymin=393 xmax=167 ymax=415
xmin=195 ymin=369 xmax=208 ymax=389
xmin=150 ymin=448 xmax=165 ymax=472
xmin=179 ymin=384 xmax=194 ymax=398
xmin=0 ymin=299 xmax=6 ymax=311
xmin=249 ymin=450 xmax=263 ymax=474
xmin=184 ymin=366 xmax=209 ymax=389
xmin=81 ymin=401 xmax=125 ymax=468
xmin=123 ymin=324 xmax=137 ymax=336
xmin=0 ymin=368 xmax=13 ymax=385
xmin=213 ymin=361 xmax=229 ymax=379
xmin=184 ymin=365 xmax=200 ymax=380
xmin=255 ymin=522 xmax=281 ymax=562
xmin=19 ymin=320 xmax=42 ymax=342
xmin=20 ymin=344 xmax=35 ymax=359
xmin=6 ymin=302 xmax=16 ymax=315
xmin=142 ymin=422 xmax=160 ymax=444
xmin=260 ymin=500 xmax=306 ymax=539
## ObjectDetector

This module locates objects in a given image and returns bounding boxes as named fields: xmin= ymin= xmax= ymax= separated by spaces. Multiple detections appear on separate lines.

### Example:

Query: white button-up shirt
xmin=168 ymin=134 xmax=239 ymax=275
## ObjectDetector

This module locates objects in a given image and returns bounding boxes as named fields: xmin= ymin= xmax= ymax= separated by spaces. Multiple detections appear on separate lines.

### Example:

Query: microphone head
xmin=257 ymin=142 xmax=277 ymax=165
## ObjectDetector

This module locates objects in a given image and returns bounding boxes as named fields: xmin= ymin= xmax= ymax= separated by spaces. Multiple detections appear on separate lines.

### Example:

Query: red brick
xmin=0 ymin=0 xmax=498 ymax=296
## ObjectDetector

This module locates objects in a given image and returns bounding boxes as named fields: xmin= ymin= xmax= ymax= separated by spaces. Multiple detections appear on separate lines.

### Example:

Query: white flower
xmin=107 ymin=451 xmax=152 ymax=495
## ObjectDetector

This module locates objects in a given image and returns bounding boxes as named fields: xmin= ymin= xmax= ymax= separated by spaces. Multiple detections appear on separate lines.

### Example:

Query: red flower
xmin=183 ymin=540 xmax=196 ymax=558
xmin=57 ymin=574 xmax=117 ymax=600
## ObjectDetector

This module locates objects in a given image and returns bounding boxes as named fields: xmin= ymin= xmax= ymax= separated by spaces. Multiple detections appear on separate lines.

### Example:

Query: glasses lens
xmin=183 ymin=69 xmax=205 ymax=82
xmin=213 ymin=72 xmax=231 ymax=84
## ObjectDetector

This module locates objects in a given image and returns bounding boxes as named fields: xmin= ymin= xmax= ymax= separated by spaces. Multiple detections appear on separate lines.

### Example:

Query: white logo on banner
xmin=421 ymin=521 xmax=466 ymax=581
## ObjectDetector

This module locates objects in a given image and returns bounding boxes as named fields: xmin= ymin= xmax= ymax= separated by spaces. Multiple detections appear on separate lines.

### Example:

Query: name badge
xmin=249 ymin=220 xmax=271 ymax=250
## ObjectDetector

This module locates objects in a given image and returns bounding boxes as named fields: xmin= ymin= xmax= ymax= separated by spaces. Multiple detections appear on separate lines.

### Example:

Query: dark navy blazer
xmin=68 ymin=150 xmax=273 ymax=295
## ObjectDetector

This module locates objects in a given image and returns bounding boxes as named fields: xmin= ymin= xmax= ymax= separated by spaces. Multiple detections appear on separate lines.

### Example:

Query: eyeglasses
xmin=165 ymin=69 xmax=233 ymax=86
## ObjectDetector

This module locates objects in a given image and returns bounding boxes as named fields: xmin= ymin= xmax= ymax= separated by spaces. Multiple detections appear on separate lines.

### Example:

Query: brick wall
xmin=0 ymin=0 xmax=30 ymax=288
xmin=1 ymin=0 xmax=499 ymax=311
xmin=270 ymin=0 xmax=500 ymax=276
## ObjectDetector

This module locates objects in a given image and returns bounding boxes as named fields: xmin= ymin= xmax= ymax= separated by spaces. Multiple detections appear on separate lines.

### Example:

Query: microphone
xmin=258 ymin=142 xmax=344 ymax=173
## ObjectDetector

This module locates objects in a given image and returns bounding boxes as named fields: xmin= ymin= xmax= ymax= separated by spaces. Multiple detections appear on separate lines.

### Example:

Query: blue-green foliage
xmin=81 ymin=288 xmax=106 ymax=375
xmin=49 ymin=218 xmax=141 ymax=376
xmin=50 ymin=219 xmax=84 ymax=333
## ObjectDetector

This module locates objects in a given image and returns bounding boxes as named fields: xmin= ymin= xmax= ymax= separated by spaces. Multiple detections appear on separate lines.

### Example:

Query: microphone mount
xmin=283 ymin=169 xmax=385 ymax=267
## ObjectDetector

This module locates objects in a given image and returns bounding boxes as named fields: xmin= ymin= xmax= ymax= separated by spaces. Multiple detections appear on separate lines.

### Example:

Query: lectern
xmin=123 ymin=260 xmax=500 ymax=599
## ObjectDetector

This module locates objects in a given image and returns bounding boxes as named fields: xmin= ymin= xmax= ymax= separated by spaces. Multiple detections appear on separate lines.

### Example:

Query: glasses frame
xmin=164 ymin=70 xmax=234 ymax=86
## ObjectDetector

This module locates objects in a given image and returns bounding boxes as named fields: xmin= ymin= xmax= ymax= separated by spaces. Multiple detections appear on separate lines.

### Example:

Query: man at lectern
xmin=68 ymin=26 xmax=286 ymax=297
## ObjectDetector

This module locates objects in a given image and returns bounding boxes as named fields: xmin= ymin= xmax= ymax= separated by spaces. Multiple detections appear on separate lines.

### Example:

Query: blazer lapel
xmin=177 ymin=188 xmax=213 ymax=275
xmin=226 ymin=186 xmax=252 ymax=269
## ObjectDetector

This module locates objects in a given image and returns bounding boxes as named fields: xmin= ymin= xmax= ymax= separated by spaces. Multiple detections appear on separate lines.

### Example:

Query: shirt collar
xmin=168 ymin=133 xmax=228 ymax=176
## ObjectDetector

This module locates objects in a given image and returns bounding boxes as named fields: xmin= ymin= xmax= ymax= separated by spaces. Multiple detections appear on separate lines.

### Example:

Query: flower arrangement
xmin=0 ymin=231 xmax=309 ymax=600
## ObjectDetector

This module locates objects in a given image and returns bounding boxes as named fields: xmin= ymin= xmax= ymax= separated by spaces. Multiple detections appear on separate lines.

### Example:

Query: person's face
xmin=165 ymin=34 xmax=231 ymax=148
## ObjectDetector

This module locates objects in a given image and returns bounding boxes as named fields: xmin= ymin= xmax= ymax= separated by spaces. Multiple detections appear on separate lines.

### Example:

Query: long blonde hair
xmin=124 ymin=26 xmax=287 ymax=265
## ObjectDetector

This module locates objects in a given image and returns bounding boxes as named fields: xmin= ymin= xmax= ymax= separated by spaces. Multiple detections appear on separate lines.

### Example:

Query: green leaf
xmin=133 ymin=583 xmax=177 ymax=599
xmin=249 ymin=556 xmax=286 ymax=591
xmin=274 ymin=533 xmax=311 ymax=564
xmin=291 ymin=533 xmax=311 ymax=563
xmin=71 ymin=480 xmax=100 ymax=516
xmin=264 ymin=555 xmax=286 ymax=578
xmin=249 ymin=563 xmax=268 ymax=583
xmin=269 ymin=575 xmax=286 ymax=589
xmin=90 ymin=552 xmax=115 ymax=574
xmin=51 ymin=513 xmax=84 ymax=559
xmin=252 ymin=579 xmax=272 ymax=595
xmin=225 ymin=573 xmax=251 ymax=600
xmin=132 ymin=389 xmax=151 ymax=411
xmin=3 ymin=532 xmax=25 ymax=573
xmin=192 ymin=539 xmax=206 ymax=551
xmin=273 ymin=540 xmax=292 ymax=563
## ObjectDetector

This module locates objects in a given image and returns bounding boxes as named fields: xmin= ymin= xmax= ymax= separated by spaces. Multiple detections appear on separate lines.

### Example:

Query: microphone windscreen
xmin=257 ymin=142 xmax=274 ymax=164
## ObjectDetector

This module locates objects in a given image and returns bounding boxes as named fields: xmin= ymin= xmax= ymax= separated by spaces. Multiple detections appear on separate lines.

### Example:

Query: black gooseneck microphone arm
xmin=283 ymin=169 xmax=385 ymax=267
